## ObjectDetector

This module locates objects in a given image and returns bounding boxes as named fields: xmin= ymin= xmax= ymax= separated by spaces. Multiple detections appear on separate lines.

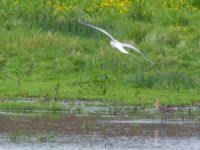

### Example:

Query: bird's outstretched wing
xmin=78 ymin=21 xmax=116 ymax=41
xmin=121 ymin=43 xmax=154 ymax=64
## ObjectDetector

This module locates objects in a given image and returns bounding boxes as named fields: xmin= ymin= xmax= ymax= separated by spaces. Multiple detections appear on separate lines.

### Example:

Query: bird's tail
xmin=121 ymin=43 xmax=155 ymax=65
xmin=140 ymin=52 xmax=155 ymax=65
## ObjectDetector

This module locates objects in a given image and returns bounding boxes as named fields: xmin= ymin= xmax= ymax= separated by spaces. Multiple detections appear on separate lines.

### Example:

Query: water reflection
xmin=0 ymin=111 xmax=200 ymax=150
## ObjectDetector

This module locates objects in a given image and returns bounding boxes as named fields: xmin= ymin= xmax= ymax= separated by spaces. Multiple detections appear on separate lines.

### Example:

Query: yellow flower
xmin=93 ymin=0 xmax=132 ymax=15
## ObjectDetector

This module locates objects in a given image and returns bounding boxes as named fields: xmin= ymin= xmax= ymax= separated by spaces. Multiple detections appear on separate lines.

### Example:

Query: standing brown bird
xmin=153 ymin=99 xmax=173 ymax=124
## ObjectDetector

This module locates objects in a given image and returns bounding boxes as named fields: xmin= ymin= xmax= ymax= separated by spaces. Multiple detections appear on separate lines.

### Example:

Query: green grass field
xmin=0 ymin=0 xmax=200 ymax=107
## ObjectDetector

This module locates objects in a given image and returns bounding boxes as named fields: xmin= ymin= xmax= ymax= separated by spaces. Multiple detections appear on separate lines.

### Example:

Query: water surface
xmin=0 ymin=111 xmax=200 ymax=150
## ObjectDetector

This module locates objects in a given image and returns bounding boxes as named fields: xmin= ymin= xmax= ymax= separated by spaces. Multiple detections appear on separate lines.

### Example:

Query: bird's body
xmin=153 ymin=99 xmax=173 ymax=124
xmin=79 ymin=21 xmax=154 ymax=64
xmin=110 ymin=40 xmax=129 ymax=54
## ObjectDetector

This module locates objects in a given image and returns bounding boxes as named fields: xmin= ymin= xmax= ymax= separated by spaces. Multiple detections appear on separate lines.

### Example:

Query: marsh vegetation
xmin=0 ymin=0 xmax=200 ymax=106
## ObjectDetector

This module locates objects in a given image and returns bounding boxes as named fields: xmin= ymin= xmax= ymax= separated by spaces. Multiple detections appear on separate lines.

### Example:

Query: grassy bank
xmin=0 ymin=0 xmax=200 ymax=106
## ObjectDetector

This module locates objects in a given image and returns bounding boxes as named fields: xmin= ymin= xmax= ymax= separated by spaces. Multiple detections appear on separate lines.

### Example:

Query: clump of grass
xmin=37 ymin=134 xmax=55 ymax=143
xmin=9 ymin=129 xmax=21 ymax=143
xmin=47 ymin=103 xmax=63 ymax=111
xmin=0 ymin=102 xmax=42 ymax=110
xmin=0 ymin=101 xmax=64 ymax=111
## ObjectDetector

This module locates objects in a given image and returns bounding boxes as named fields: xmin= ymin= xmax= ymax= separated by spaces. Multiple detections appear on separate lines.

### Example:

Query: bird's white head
xmin=110 ymin=41 xmax=115 ymax=48
xmin=110 ymin=40 xmax=129 ymax=54
xmin=110 ymin=40 xmax=118 ymax=49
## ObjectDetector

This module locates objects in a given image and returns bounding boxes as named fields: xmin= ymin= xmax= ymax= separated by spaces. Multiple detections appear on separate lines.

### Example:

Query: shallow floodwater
xmin=0 ymin=111 xmax=200 ymax=150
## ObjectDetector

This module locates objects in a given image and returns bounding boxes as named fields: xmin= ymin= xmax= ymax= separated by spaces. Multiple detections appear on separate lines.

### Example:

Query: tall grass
xmin=0 ymin=0 xmax=200 ymax=104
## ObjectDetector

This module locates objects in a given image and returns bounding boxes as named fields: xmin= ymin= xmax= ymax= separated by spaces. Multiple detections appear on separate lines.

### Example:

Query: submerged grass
xmin=0 ymin=0 xmax=200 ymax=107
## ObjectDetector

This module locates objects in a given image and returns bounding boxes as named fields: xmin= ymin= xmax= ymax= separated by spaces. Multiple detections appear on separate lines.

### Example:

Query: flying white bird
xmin=79 ymin=21 xmax=154 ymax=64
